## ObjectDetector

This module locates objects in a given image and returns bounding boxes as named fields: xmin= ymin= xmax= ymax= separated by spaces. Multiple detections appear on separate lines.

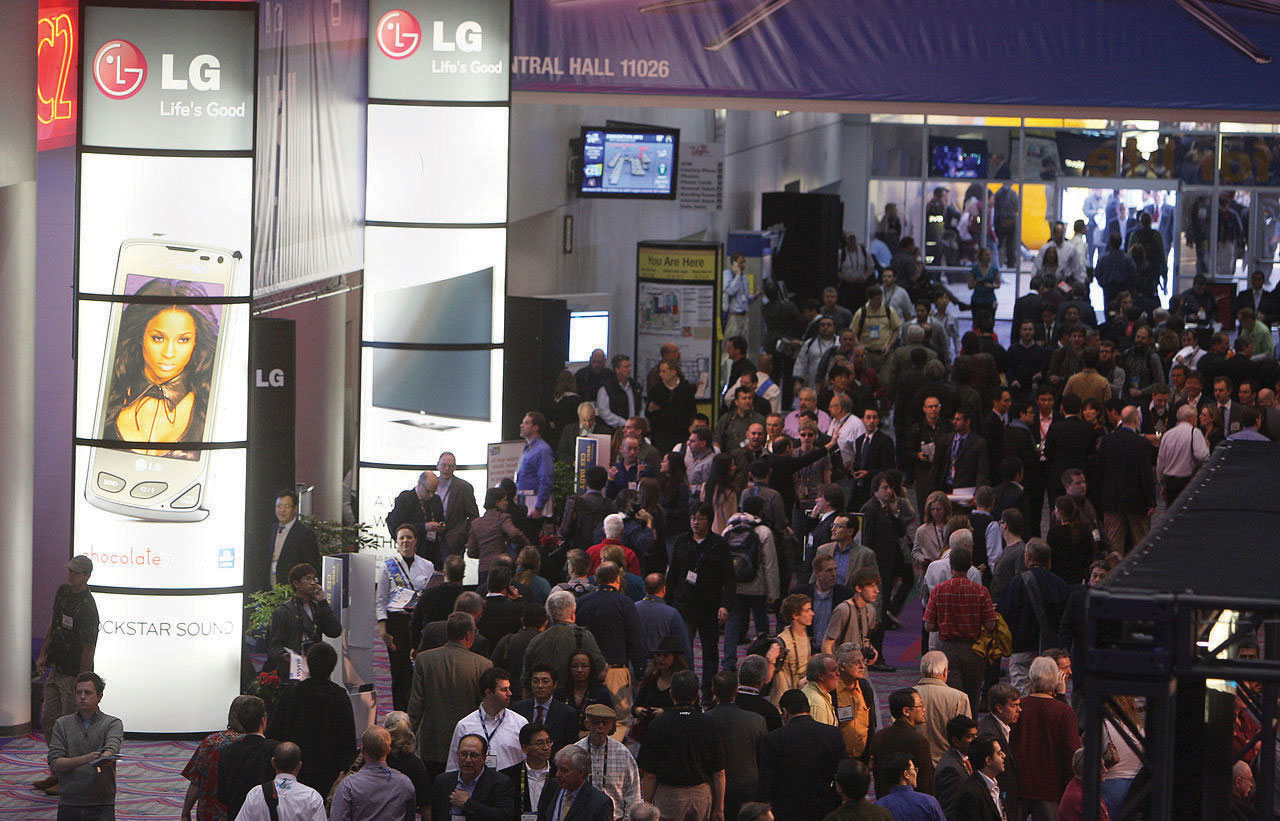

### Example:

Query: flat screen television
xmin=579 ymin=125 xmax=679 ymax=199
xmin=929 ymin=136 xmax=989 ymax=179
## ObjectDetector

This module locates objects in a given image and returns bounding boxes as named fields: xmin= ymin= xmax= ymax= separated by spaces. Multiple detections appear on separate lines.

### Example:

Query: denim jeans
xmin=722 ymin=594 xmax=770 ymax=669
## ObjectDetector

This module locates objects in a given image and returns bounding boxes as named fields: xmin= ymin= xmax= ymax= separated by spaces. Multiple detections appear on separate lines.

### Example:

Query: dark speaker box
xmin=503 ymin=296 xmax=569 ymax=440
xmin=761 ymin=192 xmax=844 ymax=302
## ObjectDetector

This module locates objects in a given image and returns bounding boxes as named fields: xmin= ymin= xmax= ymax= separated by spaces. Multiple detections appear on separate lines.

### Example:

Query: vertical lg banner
xmin=76 ymin=1 xmax=256 ymax=734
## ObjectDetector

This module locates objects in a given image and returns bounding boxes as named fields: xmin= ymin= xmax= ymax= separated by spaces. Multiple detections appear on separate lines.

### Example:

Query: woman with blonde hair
xmin=912 ymin=491 xmax=952 ymax=575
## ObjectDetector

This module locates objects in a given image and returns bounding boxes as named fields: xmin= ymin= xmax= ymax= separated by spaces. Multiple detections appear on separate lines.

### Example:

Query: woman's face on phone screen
xmin=142 ymin=308 xmax=197 ymax=384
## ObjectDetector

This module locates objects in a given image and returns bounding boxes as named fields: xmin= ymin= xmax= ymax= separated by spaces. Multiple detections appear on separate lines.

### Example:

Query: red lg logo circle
xmin=92 ymin=39 xmax=147 ymax=99
xmin=376 ymin=10 xmax=421 ymax=60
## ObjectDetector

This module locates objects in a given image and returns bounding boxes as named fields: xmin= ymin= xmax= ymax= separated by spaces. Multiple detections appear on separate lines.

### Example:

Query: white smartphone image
xmin=84 ymin=240 xmax=239 ymax=522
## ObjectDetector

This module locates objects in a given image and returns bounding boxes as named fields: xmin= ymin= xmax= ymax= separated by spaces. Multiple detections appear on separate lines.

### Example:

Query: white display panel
xmin=358 ymin=465 xmax=488 ymax=550
xmin=363 ymin=226 xmax=506 ymax=344
xmin=74 ymin=301 xmax=249 ymax=443
xmin=74 ymin=446 xmax=246 ymax=588
xmin=93 ymin=592 xmax=242 ymax=733
xmin=78 ymin=154 xmax=253 ymax=297
xmin=358 ymin=347 xmax=502 ymax=467
xmin=365 ymin=105 xmax=509 ymax=224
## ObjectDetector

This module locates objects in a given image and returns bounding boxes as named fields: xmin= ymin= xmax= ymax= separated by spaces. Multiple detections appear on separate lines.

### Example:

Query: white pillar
xmin=0 ymin=0 xmax=37 ymax=736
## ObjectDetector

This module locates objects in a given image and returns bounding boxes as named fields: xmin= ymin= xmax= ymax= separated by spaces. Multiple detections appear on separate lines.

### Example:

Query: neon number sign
xmin=37 ymin=6 xmax=78 ymax=150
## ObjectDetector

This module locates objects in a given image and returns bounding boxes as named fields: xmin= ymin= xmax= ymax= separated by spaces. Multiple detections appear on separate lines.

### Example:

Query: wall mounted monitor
xmin=370 ymin=267 xmax=493 ymax=345
xmin=579 ymin=126 xmax=679 ymax=199
xmin=370 ymin=348 xmax=491 ymax=420
xmin=928 ymin=136 xmax=989 ymax=179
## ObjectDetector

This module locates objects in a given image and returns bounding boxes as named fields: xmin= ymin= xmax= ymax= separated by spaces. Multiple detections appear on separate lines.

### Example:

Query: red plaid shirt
xmin=923 ymin=576 xmax=996 ymax=641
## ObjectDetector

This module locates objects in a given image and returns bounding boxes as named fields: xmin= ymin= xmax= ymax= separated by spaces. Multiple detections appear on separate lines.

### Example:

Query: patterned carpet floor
xmin=0 ymin=595 xmax=930 ymax=818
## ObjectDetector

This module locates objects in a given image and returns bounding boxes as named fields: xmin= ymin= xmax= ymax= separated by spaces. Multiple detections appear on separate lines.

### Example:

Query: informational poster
xmin=678 ymin=142 xmax=723 ymax=212
xmin=486 ymin=440 xmax=525 ymax=488
xmin=635 ymin=241 xmax=720 ymax=404
xmin=75 ymin=1 xmax=255 ymax=733
xmin=574 ymin=434 xmax=611 ymax=492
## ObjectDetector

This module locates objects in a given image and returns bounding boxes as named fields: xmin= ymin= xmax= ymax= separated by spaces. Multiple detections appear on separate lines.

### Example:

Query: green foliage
xmin=300 ymin=514 xmax=379 ymax=556
xmin=552 ymin=460 xmax=576 ymax=514
xmin=246 ymin=584 xmax=292 ymax=639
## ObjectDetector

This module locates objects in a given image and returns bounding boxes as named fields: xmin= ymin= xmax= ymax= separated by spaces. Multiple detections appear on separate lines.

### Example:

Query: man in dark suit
xmin=1011 ymin=276 xmax=1046 ymax=332
xmin=500 ymin=723 xmax=557 ymax=820
xmin=980 ymin=388 xmax=1012 ymax=470
xmin=513 ymin=662 xmax=580 ymax=752
xmin=850 ymin=409 xmax=896 ymax=510
xmin=215 ymin=697 xmax=276 ymax=818
xmin=268 ymin=489 xmax=319 ymax=590
xmin=492 ymin=604 xmax=547 ymax=688
xmin=955 ymin=733 xmax=1011 ymax=821
xmin=559 ymin=466 xmax=617 ymax=552
xmin=705 ymin=671 xmax=768 ymax=820
xmin=868 ymin=688 xmax=934 ymax=798
xmin=437 ymin=451 xmax=479 ymax=556
xmin=412 ymin=554 xmax=464 ymax=649
xmin=1234 ymin=269 xmax=1278 ymax=325
xmin=1042 ymin=394 xmax=1096 ymax=503
xmin=430 ymin=734 xmax=516 ymax=821
xmin=1097 ymin=406 xmax=1157 ymax=556
xmin=536 ymin=745 xmax=614 ymax=820
xmin=735 ymin=654 xmax=784 ymax=731
xmin=976 ymin=683 xmax=1021 ymax=812
xmin=757 ymin=688 xmax=846 ymax=820
xmin=933 ymin=715 xmax=979 ymax=819
xmin=799 ymin=484 xmax=844 ymax=586
xmin=386 ymin=471 xmax=446 ymax=547
xmin=931 ymin=409 xmax=989 ymax=492
xmin=477 ymin=566 xmax=525 ymax=647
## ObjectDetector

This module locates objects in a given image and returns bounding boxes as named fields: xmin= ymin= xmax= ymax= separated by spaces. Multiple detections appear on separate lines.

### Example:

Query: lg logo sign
xmin=376 ymin=9 xmax=482 ymax=60
xmin=92 ymin=39 xmax=147 ymax=99
xmin=256 ymin=368 xmax=286 ymax=387
xmin=92 ymin=39 xmax=223 ymax=99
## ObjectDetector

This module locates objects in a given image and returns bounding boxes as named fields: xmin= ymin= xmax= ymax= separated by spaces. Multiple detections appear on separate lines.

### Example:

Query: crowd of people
xmin=32 ymin=231 xmax=1280 ymax=820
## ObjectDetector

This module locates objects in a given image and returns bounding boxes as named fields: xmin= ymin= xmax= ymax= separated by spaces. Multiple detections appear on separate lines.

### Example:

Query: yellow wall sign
xmin=637 ymin=244 xmax=719 ymax=282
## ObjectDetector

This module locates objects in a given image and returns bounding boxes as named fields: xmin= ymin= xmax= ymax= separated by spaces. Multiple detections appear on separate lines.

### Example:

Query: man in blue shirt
xmin=635 ymin=574 xmax=693 ymax=660
xmin=516 ymin=411 xmax=554 ymax=522
xmin=1228 ymin=405 xmax=1271 ymax=441
xmin=723 ymin=253 xmax=753 ymax=341
xmin=875 ymin=752 xmax=946 ymax=820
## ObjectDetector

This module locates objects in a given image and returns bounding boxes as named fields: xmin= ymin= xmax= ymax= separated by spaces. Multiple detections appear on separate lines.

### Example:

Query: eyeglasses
xmin=457 ymin=751 xmax=484 ymax=759
xmin=529 ymin=739 xmax=554 ymax=747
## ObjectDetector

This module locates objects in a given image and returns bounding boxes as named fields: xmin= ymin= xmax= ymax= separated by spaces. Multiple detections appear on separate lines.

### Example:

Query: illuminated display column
xmin=359 ymin=1 xmax=510 ymax=540
xmin=75 ymin=1 xmax=256 ymax=733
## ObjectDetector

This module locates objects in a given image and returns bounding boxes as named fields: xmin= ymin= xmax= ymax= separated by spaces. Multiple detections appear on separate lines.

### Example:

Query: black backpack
xmin=725 ymin=521 xmax=762 ymax=582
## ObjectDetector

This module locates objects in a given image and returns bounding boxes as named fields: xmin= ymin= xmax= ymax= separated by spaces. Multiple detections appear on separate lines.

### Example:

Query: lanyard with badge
xmin=477 ymin=709 xmax=504 ymax=768
xmin=519 ymin=767 xmax=539 ymax=821
xmin=589 ymin=741 xmax=608 ymax=787
xmin=386 ymin=556 xmax=424 ymax=612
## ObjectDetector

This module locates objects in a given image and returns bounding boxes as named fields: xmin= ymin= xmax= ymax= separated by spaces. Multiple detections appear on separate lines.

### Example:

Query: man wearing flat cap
xmin=575 ymin=703 xmax=641 ymax=819
xmin=33 ymin=555 xmax=99 ymax=795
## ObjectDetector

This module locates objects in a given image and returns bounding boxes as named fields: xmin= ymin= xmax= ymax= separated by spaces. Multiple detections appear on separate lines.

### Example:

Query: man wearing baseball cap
xmin=575 ymin=703 xmax=640 ymax=819
xmin=33 ymin=555 xmax=99 ymax=796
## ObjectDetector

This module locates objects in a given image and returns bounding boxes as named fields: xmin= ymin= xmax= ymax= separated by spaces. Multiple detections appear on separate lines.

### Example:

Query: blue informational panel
xmin=512 ymin=0 xmax=1280 ymax=112
xmin=359 ymin=0 xmax=512 ymax=532
xmin=75 ymin=1 xmax=257 ymax=733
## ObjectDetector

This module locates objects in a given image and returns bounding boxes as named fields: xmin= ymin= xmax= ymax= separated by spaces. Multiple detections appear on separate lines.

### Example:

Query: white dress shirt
xmin=827 ymin=412 xmax=867 ymax=469
xmin=236 ymin=773 xmax=327 ymax=821
xmin=446 ymin=707 xmax=528 ymax=771
xmin=270 ymin=518 xmax=296 ymax=586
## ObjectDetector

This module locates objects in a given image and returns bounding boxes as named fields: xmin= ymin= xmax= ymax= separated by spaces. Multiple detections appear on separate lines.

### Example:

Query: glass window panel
xmin=1180 ymin=191 xmax=1214 ymax=282
xmin=1121 ymin=132 xmax=1176 ymax=179
xmin=1167 ymin=134 xmax=1217 ymax=185
xmin=1024 ymin=118 xmax=1111 ymax=130
xmin=870 ymin=123 xmax=923 ymax=177
xmin=867 ymin=180 xmax=924 ymax=260
xmin=921 ymin=182 xmax=1014 ymax=270
xmin=1220 ymin=136 xmax=1280 ymax=186
xmin=926 ymin=115 xmax=1020 ymax=127
xmin=1221 ymin=122 xmax=1280 ymax=133
xmin=1019 ymin=183 xmax=1053 ymax=272
xmin=926 ymin=126 xmax=1014 ymax=180
xmin=1218 ymin=191 xmax=1252 ymax=281
xmin=1252 ymin=193 xmax=1280 ymax=285
xmin=1019 ymin=129 xmax=1117 ymax=179
xmin=870 ymin=113 xmax=924 ymax=124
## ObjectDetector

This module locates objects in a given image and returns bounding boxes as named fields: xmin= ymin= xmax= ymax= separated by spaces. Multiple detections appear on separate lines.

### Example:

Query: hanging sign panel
xmin=635 ymin=241 xmax=720 ymax=404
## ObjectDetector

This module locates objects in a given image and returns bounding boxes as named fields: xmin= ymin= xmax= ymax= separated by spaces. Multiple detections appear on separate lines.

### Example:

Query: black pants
xmin=386 ymin=612 xmax=413 ymax=712
xmin=1163 ymin=474 xmax=1193 ymax=506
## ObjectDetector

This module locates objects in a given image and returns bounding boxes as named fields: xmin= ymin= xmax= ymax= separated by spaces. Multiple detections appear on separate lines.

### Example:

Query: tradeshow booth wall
xmin=73 ymin=0 xmax=257 ymax=733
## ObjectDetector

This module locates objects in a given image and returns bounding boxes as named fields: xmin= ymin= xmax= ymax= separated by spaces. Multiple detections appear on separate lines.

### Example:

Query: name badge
xmin=1091 ymin=529 xmax=1102 ymax=543
xmin=61 ymin=614 xmax=74 ymax=629
xmin=485 ymin=754 xmax=497 ymax=769
xmin=522 ymin=815 xmax=539 ymax=821
xmin=869 ymin=326 xmax=881 ymax=339
xmin=837 ymin=705 xmax=855 ymax=723
xmin=686 ymin=571 xmax=698 ymax=585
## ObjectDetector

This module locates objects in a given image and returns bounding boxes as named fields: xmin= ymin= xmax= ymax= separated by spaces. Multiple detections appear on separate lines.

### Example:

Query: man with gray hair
xmin=833 ymin=643 xmax=877 ymax=760
xmin=914 ymin=650 xmax=971 ymax=765
xmin=386 ymin=469 xmax=445 ymax=542
xmin=521 ymin=590 xmax=607 ymax=696
xmin=1009 ymin=656 xmax=1080 ymax=817
xmin=235 ymin=741 xmax=326 ymax=821
xmin=538 ymin=745 xmax=614 ymax=820
xmin=1155 ymin=402 xmax=1210 ymax=505
xmin=802 ymin=653 xmax=841 ymax=726
xmin=921 ymin=530 xmax=982 ymax=618
xmin=997 ymin=539 xmax=1068 ymax=694
xmin=627 ymin=803 xmax=661 ymax=821
xmin=735 ymin=655 xmax=783 ymax=731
